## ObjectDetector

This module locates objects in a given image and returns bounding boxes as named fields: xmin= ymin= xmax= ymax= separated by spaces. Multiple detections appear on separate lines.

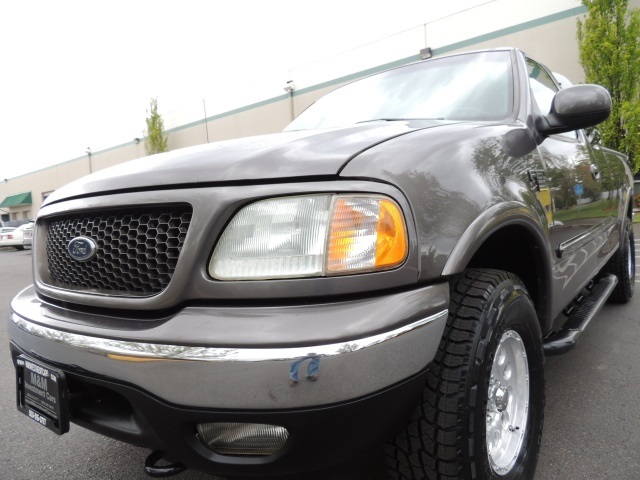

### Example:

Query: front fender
xmin=340 ymin=124 xmax=550 ymax=279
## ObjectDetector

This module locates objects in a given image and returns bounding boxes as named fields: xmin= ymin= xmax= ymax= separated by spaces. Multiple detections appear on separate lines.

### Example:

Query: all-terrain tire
xmin=384 ymin=269 xmax=545 ymax=480
xmin=604 ymin=219 xmax=635 ymax=303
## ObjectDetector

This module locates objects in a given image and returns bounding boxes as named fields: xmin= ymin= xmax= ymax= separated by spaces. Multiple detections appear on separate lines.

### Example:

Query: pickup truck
xmin=9 ymin=48 xmax=635 ymax=480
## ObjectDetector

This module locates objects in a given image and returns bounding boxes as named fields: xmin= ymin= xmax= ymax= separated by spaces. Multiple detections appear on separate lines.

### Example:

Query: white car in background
xmin=22 ymin=225 xmax=33 ymax=248
xmin=0 ymin=226 xmax=16 ymax=237
xmin=0 ymin=223 xmax=33 ymax=250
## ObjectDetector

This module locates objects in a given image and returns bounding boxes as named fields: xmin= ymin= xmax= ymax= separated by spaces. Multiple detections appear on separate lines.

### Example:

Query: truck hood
xmin=45 ymin=121 xmax=454 ymax=205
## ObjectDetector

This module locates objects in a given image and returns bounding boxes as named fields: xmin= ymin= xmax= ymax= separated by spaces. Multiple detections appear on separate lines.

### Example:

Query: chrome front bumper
xmin=10 ymin=284 xmax=448 ymax=409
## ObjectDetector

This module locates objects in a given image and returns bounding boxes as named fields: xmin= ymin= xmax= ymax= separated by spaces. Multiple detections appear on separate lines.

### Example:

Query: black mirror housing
xmin=536 ymin=84 xmax=611 ymax=135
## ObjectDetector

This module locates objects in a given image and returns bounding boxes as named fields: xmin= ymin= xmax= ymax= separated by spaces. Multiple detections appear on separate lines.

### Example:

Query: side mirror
xmin=536 ymin=84 xmax=611 ymax=135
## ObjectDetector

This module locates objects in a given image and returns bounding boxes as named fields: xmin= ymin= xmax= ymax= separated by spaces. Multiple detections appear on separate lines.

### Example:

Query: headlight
xmin=209 ymin=194 xmax=407 ymax=280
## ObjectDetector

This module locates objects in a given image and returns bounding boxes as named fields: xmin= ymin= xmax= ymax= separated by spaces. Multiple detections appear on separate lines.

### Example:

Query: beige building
xmin=2 ymin=0 xmax=638 ymax=222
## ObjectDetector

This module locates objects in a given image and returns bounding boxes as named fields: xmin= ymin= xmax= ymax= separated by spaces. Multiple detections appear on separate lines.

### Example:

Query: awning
xmin=0 ymin=191 xmax=32 ymax=208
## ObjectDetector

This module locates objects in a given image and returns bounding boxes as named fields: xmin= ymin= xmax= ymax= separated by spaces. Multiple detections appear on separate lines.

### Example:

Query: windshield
xmin=286 ymin=51 xmax=513 ymax=131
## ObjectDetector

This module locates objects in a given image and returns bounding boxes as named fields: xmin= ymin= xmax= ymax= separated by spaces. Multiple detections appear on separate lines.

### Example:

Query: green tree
xmin=144 ymin=97 xmax=168 ymax=155
xmin=577 ymin=0 xmax=640 ymax=171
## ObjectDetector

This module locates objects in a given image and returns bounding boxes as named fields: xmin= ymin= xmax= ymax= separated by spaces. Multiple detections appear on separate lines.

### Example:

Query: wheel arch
xmin=624 ymin=185 xmax=634 ymax=221
xmin=441 ymin=204 xmax=553 ymax=333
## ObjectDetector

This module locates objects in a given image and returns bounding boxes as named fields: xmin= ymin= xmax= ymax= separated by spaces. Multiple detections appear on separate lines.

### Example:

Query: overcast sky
xmin=0 ymin=0 xmax=490 ymax=180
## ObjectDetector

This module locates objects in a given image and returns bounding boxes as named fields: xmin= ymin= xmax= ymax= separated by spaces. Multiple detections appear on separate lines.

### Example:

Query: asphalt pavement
xmin=1 ymin=229 xmax=639 ymax=479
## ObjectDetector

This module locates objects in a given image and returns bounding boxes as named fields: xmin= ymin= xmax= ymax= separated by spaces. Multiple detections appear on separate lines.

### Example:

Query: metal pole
xmin=289 ymin=91 xmax=294 ymax=121
xmin=203 ymin=99 xmax=210 ymax=143
xmin=86 ymin=147 xmax=92 ymax=174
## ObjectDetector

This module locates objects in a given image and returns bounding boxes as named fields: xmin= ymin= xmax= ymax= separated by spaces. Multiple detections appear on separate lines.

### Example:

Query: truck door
xmin=526 ymin=57 xmax=613 ymax=306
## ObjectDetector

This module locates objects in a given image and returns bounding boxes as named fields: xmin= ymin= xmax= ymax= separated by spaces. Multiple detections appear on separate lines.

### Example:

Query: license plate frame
xmin=15 ymin=355 xmax=70 ymax=435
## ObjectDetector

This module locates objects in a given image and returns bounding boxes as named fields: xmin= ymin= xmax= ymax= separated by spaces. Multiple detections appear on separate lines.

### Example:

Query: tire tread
xmin=385 ymin=269 xmax=518 ymax=479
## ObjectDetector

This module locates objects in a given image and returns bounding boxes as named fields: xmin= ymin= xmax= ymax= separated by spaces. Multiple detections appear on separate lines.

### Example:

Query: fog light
xmin=197 ymin=422 xmax=289 ymax=456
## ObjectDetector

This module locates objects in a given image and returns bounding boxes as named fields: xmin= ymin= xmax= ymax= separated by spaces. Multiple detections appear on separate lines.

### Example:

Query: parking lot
xmin=1 ymin=227 xmax=639 ymax=479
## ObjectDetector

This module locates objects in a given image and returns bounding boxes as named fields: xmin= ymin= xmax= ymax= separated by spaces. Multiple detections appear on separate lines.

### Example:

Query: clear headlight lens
xmin=209 ymin=194 xmax=407 ymax=280
xmin=210 ymin=195 xmax=331 ymax=280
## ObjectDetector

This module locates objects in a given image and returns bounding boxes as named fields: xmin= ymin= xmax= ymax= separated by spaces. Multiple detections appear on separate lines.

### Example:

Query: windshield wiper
xmin=356 ymin=117 xmax=444 ymax=124
xmin=356 ymin=118 xmax=407 ymax=123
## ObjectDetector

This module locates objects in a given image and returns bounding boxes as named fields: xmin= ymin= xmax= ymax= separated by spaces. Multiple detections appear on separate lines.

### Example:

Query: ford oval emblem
xmin=67 ymin=236 xmax=97 ymax=262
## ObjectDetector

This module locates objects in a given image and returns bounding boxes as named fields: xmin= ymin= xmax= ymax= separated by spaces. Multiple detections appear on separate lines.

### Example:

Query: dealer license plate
xmin=15 ymin=355 xmax=69 ymax=434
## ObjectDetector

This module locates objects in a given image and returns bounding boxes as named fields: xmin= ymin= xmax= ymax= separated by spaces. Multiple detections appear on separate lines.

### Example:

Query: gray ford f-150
xmin=9 ymin=48 xmax=635 ymax=479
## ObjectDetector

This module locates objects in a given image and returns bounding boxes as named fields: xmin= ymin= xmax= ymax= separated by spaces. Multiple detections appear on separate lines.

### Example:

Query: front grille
xmin=45 ymin=206 xmax=192 ymax=296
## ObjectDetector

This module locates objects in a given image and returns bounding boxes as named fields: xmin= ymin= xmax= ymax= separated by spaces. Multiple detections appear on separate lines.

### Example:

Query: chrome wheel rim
xmin=486 ymin=330 xmax=529 ymax=475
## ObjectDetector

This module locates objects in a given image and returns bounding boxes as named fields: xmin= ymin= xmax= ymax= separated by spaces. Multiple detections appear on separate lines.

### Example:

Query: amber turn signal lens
xmin=375 ymin=199 xmax=407 ymax=268
xmin=327 ymin=196 xmax=407 ymax=273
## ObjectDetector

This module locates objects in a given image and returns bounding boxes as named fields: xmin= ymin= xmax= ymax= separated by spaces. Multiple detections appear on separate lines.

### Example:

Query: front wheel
xmin=385 ymin=269 xmax=545 ymax=480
